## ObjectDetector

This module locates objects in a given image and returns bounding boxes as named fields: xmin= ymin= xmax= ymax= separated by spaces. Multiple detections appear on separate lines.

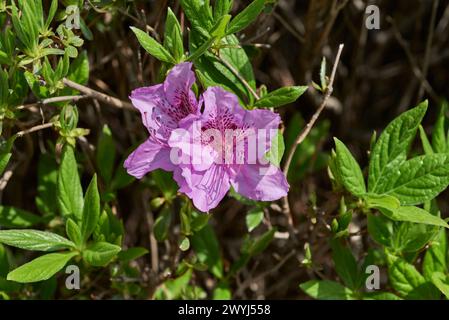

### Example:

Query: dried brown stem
xmin=281 ymin=43 xmax=345 ymax=225
xmin=15 ymin=122 xmax=54 ymax=137
xmin=62 ymin=78 xmax=135 ymax=111
xmin=388 ymin=17 xmax=439 ymax=103
xmin=17 ymin=95 xmax=88 ymax=110
xmin=216 ymin=53 xmax=260 ymax=101
xmin=418 ymin=0 xmax=439 ymax=100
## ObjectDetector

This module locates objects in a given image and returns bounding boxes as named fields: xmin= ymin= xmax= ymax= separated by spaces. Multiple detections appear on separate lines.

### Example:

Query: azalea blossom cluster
xmin=124 ymin=63 xmax=289 ymax=212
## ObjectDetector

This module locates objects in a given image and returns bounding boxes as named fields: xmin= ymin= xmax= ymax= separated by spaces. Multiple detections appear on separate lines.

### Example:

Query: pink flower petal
xmin=231 ymin=164 xmax=289 ymax=201
xmin=180 ymin=164 xmax=231 ymax=212
xmin=124 ymin=138 xmax=174 ymax=179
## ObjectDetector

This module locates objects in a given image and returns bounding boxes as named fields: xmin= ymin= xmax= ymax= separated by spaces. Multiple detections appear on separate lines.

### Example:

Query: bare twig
xmin=17 ymin=95 xmax=88 ymax=110
xmin=62 ymin=78 xmax=135 ymax=110
xmin=235 ymin=250 xmax=296 ymax=297
xmin=273 ymin=11 xmax=305 ymax=43
xmin=15 ymin=122 xmax=54 ymax=137
xmin=418 ymin=0 xmax=439 ymax=100
xmin=216 ymin=53 xmax=260 ymax=101
xmin=387 ymin=17 xmax=439 ymax=103
xmin=143 ymin=191 xmax=159 ymax=273
xmin=0 ymin=161 xmax=20 ymax=200
xmin=281 ymin=44 xmax=345 ymax=225
xmin=313 ymin=0 xmax=348 ymax=59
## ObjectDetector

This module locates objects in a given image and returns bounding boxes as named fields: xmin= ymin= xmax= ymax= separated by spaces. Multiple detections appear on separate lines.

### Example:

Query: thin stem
xmin=281 ymin=44 xmax=345 ymax=225
xmin=62 ymin=78 xmax=135 ymax=111
xmin=16 ymin=122 xmax=54 ymax=137
xmin=17 ymin=95 xmax=88 ymax=110
xmin=235 ymin=250 xmax=296 ymax=297
xmin=418 ymin=0 xmax=439 ymax=100
xmin=216 ymin=53 xmax=260 ymax=101
xmin=388 ymin=17 xmax=439 ymax=103
xmin=273 ymin=12 xmax=304 ymax=43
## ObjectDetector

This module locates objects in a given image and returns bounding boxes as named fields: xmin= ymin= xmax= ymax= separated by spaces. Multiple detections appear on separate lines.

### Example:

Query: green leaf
xmin=227 ymin=0 xmax=265 ymax=34
xmin=191 ymin=224 xmax=223 ymax=279
xmin=214 ymin=0 xmax=234 ymax=20
xmin=419 ymin=125 xmax=434 ymax=155
xmin=0 ymin=206 xmax=42 ymax=228
xmin=330 ymin=239 xmax=360 ymax=290
xmin=152 ymin=170 xmax=178 ymax=200
xmin=247 ymin=228 xmax=276 ymax=256
xmin=67 ymin=51 xmax=89 ymax=86
xmin=96 ymin=125 xmax=116 ymax=184
xmin=153 ymin=206 xmax=172 ymax=242
xmin=35 ymin=153 xmax=58 ymax=216
xmin=187 ymin=36 xmax=216 ymax=62
xmin=66 ymin=218 xmax=82 ymax=247
xmin=81 ymin=175 xmax=100 ymax=242
xmin=381 ymin=205 xmax=448 ymax=229
xmin=7 ymin=252 xmax=77 ymax=283
xmin=431 ymin=272 xmax=449 ymax=299
xmin=164 ymin=8 xmax=184 ymax=62
xmin=131 ymin=27 xmax=175 ymax=64
xmin=210 ymin=14 xmax=231 ymax=39
xmin=180 ymin=0 xmax=214 ymax=35
xmin=375 ymin=154 xmax=449 ymax=205
xmin=386 ymin=252 xmax=434 ymax=299
xmin=154 ymin=269 xmax=192 ymax=300
xmin=118 ymin=247 xmax=148 ymax=263
xmin=300 ymin=280 xmax=354 ymax=300
xmin=180 ymin=202 xmax=192 ymax=236
xmin=363 ymin=292 xmax=402 ymax=300
xmin=366 ymin=194 xmax=449 ymax=228
xmin=0 ymin=133 xmax=14 ymax=175
xmin=191 ymin=212 xmax=211 ymax=232
xmin=0 ymin=68 xmax=8 ymax=104
xmin=82 ymin=242 xmax=121 ymax=267
xmin=57 ymin=146 xmax=83 ymax=221
xmin=334 ymin=138 xmax=366 ymax=196
xmin=191 ymin=32 xmax=255 ymax=103
xmin=368 ymin=101 xmax=428 ymax=192
xmin=368 ymin=211 xmax=438 ymax=253
xmin=44 ymin=0 xmax=58 ymax=30
xmin=365 ymin=193 xmax=401 ymax=210
xmin=0 ymin=244 xmax=9 ymax=277
xmin=245 ymin=208 xmax=264 ymax=232
xmin=93 ymin=208 xmax=124 ymax=245
xmin=392 ymin=221 xmax=438 ymax=253
xmin=0 ymin=230 xmax=75 ymax=252
xmin=432 ymin=101 xmax=448 ymax=153
xmin=367 ymin=213 xmax=393 ymax=247
xmin=423 ymin=230 xmax=447 ymax=280
xmin=0 ymin=152 xmax=11 ymax=176
xmin=41 ymin=48 xmax=65 ymax=57
xmin=265 ymin=130 xmax=285 ymax=167
xmin=254 ymin=86 xmax=307 ymax=108
xmin=24 ymin=71 xmax=49 ymax=99
xmin=179 ymin=237 xmax=190 ymax=251
xmin=320 ymin=57 xmax=327 ymax=90
xmin=80 ymin=18 xmax=93 ymax=41
xmin=213 ymin=282 xmax=231 ymax=300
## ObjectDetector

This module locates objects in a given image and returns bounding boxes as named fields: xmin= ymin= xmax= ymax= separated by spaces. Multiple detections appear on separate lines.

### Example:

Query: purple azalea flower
xmin=168 ymin=86 xmax=289 ymax=212
xmin=124 ymin=62 xmax=200 ymax=179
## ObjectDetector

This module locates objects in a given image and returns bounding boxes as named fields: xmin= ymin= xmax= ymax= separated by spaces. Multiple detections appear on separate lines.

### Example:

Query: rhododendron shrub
xmin=1 ymin=0 xmax=449 ymax=302
xmin=125 ymin=65 xmax=289 ymax=212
